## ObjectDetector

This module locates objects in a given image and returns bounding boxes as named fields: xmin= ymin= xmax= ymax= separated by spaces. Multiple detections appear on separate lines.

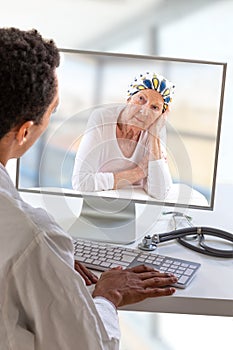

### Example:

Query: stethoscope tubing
xmin=152 ymin=226 xmax=233 ymax=258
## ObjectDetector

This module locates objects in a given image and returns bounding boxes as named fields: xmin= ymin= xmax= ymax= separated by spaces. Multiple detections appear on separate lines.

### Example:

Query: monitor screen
xmin=16 ymin=49 xmax=226 ymax=243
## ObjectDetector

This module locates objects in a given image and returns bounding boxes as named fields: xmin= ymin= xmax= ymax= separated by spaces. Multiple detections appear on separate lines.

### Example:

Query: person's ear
xmin=16 ymin=121 xmax=34 ymax=146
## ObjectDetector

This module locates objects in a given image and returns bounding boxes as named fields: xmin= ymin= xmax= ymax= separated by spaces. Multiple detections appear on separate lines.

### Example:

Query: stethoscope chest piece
xmin=138 ymin=235 xmax=157 ymax=251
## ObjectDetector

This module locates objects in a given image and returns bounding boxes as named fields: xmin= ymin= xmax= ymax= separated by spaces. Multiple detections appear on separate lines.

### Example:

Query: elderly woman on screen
xmin=72 ymin=72 xmax=175 ymax=200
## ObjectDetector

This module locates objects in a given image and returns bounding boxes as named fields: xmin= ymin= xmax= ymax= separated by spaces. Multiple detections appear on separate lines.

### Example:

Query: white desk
xmin=21 ymin=182 xmax=233 ymax=317
xmin=60 ymin=182 xmax=209 ymax=206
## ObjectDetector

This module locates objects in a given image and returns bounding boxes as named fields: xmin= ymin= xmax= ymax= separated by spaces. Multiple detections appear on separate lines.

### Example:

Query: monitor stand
xmin=20 ymin=189 xmax=166 ymax=245
xmin=68 ymin=196 xmax=137 ymax=244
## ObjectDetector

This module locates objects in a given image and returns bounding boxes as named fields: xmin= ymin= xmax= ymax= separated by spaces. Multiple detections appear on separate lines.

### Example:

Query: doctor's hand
xmin=74 ymin=260 xmax=99 ymax=285
xmin=92 ymin=265 xmax=177 ymax=308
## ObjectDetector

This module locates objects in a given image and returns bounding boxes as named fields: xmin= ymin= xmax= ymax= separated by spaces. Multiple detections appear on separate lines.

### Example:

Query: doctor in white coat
xmin=0 ymin=27 xmax=177 ymax=350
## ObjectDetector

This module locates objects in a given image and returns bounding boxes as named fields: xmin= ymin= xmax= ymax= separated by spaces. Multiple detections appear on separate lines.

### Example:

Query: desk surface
xmin=121 ymin=239 xmax=233 ymax=317
xmin=21 ymin=183 xmax=233 ymax=317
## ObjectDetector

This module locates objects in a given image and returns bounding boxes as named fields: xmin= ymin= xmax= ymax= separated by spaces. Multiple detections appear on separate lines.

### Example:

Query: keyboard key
xmin=85 ymin=258 xmax=93 ymax=264
xmin=167 ymin=268 xmax=175 ymax=273
xmin=177 ymin=267 xmax=186 ymax=271
xmin=165 ymin=259 xmax=173 ymax=264
xmin=110 ymin=263 xmax=119 ymax=268
xmin=107 ymin=259 xmax=128 ymax=267
xmin=100 ymin=262 xmax=111 ymax=268
xmin=121 ymin=254 xmax=136 ymax=263
xmin=178 ymin=275 xmax=189 ymax=284
xmin=93 ymin=259 xmax=102 ymax=265
xmin=163 ymin=263 xmax=170 ymax=267
xmin=137 ymin=258 xmax=146 ymax=262
xmin=171 ymin=264 xmax=178 ymax=269
xmin=189 ymin=264 xmax=197 ymax=269
xmin=184 ymin=268 xmax=195 ymax=276
xmin=76 ymin=256 xmax=86 ymax=262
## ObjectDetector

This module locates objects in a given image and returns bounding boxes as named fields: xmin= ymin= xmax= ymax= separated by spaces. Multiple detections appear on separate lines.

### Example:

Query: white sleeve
xmin=11 ymin=231 xmax=120 ymax=350
xmin=72 ymin=110 xmax=114 ymax=192
xmin=94 ymin=297 xmax=121 ymax=341
xmin=146 ymin=159 xmax=172 ymax=200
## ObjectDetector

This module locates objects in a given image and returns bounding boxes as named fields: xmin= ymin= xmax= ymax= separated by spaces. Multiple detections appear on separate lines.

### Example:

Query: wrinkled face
xmin=124 ymin=89 xmax=164 ymax=131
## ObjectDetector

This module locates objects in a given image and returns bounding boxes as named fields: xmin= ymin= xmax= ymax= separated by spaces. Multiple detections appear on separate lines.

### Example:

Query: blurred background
xmin=2 ymin=0 xmax=233 ymax=349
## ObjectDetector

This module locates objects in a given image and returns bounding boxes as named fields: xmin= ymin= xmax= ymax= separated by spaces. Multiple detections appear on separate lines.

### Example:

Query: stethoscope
xmin=138 ymin=212 xmax=233 ymax=258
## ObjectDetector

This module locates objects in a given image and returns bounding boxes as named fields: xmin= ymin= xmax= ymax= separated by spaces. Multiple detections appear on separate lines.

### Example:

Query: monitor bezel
xmin=15 ymin=49 xmax=227 ymax=211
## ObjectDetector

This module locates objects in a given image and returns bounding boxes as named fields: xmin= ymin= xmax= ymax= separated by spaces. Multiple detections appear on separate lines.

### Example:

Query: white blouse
xmin=72 ymin=104 xmax=172 ymax=200
xmin=0 ymin=163 xmax=120 ymax=350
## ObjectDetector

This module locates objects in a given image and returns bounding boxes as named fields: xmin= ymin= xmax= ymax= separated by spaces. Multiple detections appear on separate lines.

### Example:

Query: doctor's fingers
xmin=126 ymin=264 xmax=174 ymax=277
xmin=141 ymin=275 xmax=178 ymax=289
xmin=140 ymin=286 xmax=176 ymax=299
xmin=126 ymin=264 xmax=159 ymax=273
xmin=134 ymin=270 xmax=177 ymax=281
xmin=74 ymin=260 xmax=99 ymax=285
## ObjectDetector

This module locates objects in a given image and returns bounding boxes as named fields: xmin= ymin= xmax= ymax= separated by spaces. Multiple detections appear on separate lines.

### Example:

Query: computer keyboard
xmin=73 ymin=238 xmax=201 ymax=289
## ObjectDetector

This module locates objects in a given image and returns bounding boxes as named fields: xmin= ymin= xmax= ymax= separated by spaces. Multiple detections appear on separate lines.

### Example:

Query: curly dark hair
xmin=0 ymin=27 xmax=60 ymax=139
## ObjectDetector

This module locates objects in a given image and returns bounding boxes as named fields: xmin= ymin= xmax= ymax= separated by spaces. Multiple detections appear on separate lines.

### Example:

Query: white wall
xmin=2 ymin=0 xmax=232 ymax=185
xmin=159 ymin=0 xmax=233 ymax=185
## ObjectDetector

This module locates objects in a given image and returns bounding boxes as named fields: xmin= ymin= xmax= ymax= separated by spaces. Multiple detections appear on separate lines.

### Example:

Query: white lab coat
xmin=0 ymin=163 xmax=120 ymax=350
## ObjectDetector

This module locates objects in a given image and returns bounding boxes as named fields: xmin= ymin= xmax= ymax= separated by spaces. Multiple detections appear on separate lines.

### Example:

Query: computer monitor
xmin=16 ymin=49 xmax=226 ymax=243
